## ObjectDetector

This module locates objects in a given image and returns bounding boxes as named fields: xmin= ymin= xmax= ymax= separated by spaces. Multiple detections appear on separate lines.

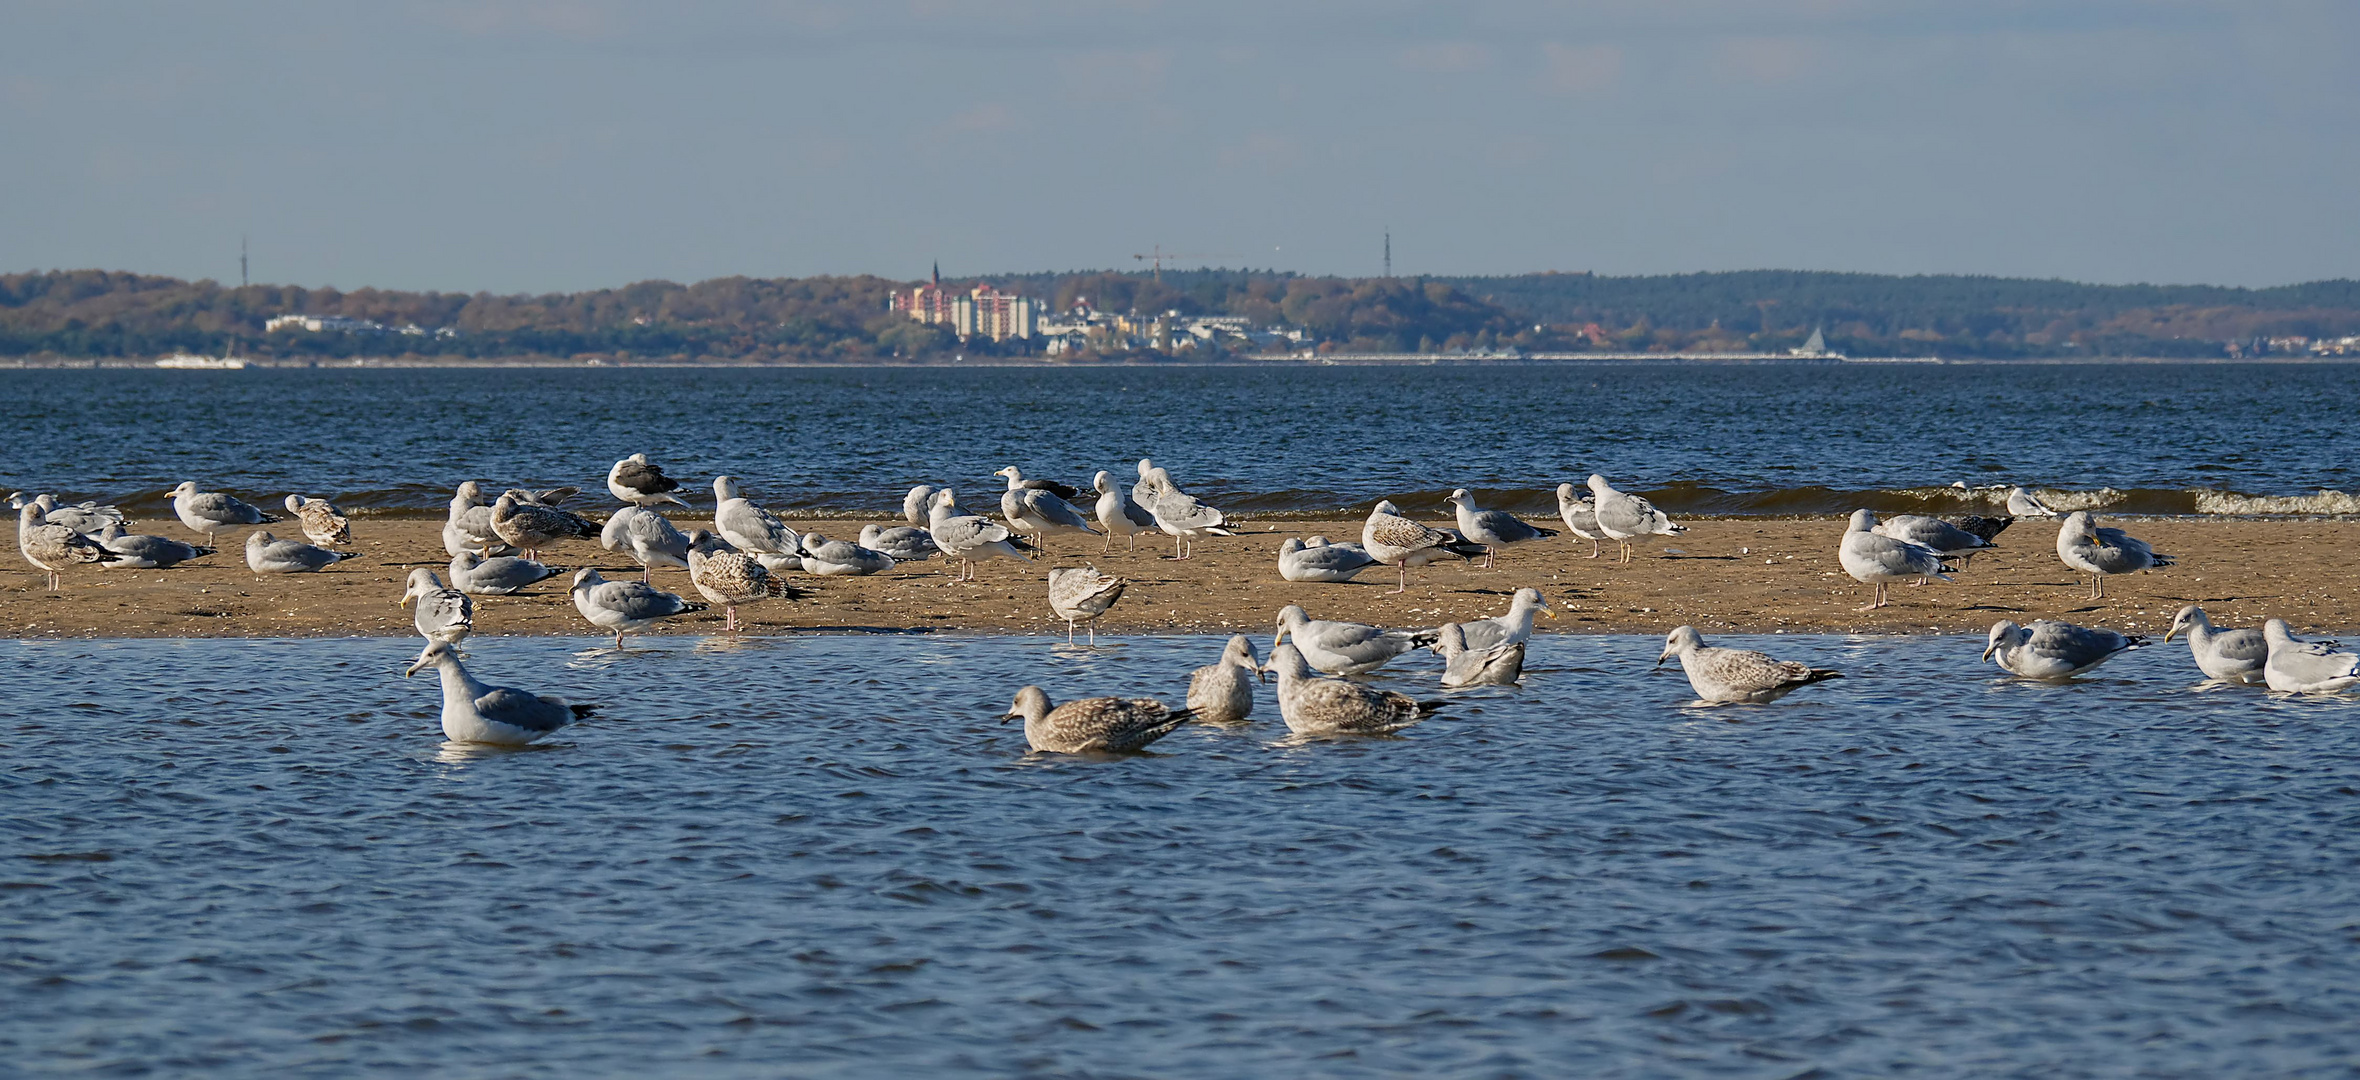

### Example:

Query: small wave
xmin=2193 ymin=489 xmax=2360 ymax=515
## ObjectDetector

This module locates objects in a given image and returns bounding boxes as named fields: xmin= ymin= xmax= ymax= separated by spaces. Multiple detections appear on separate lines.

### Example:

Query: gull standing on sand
xmin=1134 ymin=461 xmax=1238 ymax=560
xmin=445 ymin=482 xmax=513 ymax=558
xmin=1554 ymin=483 xmax=1605 ymax=559
xmin=403 ymin=639 xmax=595 ymax=746
xmin=927 ymin=488 xmax=1032 ymax=581
xmin=398 ymin=568 xmax=475 ymax=644
xmin=2164 ymin=605 xmax=2268 ymax=684
xmin=1362 ymin=500 xmax=1463 ymax=594
xmin=996 ymin=466 xmax=1099 ymax=552
xmin=1093 ymin=470 xmax=1155 ymax=553
xmin=687 ymin=530 xmax=807 ymax=631
xmin=1946 ymin=515 xmax=2013 ymax=567
xmin=1187 ymin=636 xmax=1263 ymax=724
xmin=1982 ymin=619 xmax=2145 ymax=680
xmin=1272 ymin=604 xmax=1439 ymax=676
xmin=570 ymin=567 xmax=706 ymax=646
xmin=18 ymin=503 xmax=113 ymax=589
xmin=601 ymin=505 xmax=691 ymax=582
xmin=1587 ymin=475 xmax=1686 ymax=562
xmin=1445 ymin=489 xmax=1558 ymax=568
xmin=798 ymin=531 xmax=895 ymax=576
xmin=859 ymin=522 xmax=938 ymax=562
xmin=2261 ymin=619 xmax=2360 ymax=694
xmin=1874 ymin=514 xmax=1998 ymax=580
xmin=1047 ymin=565 xmax=1125 ymax=644
xmin=2057 ymin=511 xmax=2172 ymax=599
xmin=1657 ymin=625 xmax=1841 ymax=704
xmin=170 ymin=481 xmax=278 ymax=544
xmin=713 ymin=476 xmax=802 ymax=563
xmin=1277 ymin=536 xmax=1383 ymax=583
xmin=1001 ymin=686 xmax=1194 ymax=754
xmin=2007 ymin=487 xmax=2062 ymax=518
xmin=1266 ymin=643 xmax=1443 ymax=736
xmin=1442 ymin=587 xmax=1557 ymax=654
xmin=93 ymin=523 xmax=213 ymax=570
xmin=23 ymin=494 xmax=126 ymax=536
xmin=245 ymin=529 xmax=357 ymax=573
xmin=449 ymin=550 xmax=559 ymax=594
xmin=491 ymin=493 xmax=598 ymax=560
xmin=283 ymin=495 xmax=351 ymax=546
xmin=1840 ymin=509 xmax=1955 ymax=610
xmin=608 ymin=453 xmax=690 ymax=508
xmin=1436 ymin=622 xmax=1523 ymax=688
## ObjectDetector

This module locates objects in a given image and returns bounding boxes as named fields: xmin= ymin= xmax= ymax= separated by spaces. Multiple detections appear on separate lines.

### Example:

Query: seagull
xmin=2057 ymin=511 xmax=2172 ymax=599
xmin=1134 ymin=462 xmax=1238 ymax=560
xmin=859 ymin=522 xmax=938 ymax=562
xmin=712 ymin=476 xmax=801 ymax=561
xmin=2007 ymin=486 xmax=2062 ymax=518
xmin=1982 ymin=619 xmax=2145 ymax=680
xmin=18 ymin=503 xmax=113 ymax=589
xmin=398 ymin=568 xmax=475 ymax=644
xmin=996 ymin=466 xmax=1099 ymax=553
xmin=445 ymin=482 xmax=512 ymax=558
xmin=926 ymin=488 xmax=1033 ymax=582
xmin=170 ymin=481 xmax=279 ymax=544
xmin=403 ymin=639 xmax=595 ymax=746
xmin=1266 ymin=643 xmax=1444 ymax=736
xmin=687 ymin=530 xmax=807 ymax=631
xmin=1554 ymin=482 xmax=1605 ymax=559
xmin=1947 ymin=515 xmax=2013 ymax=567
xmin=449 ymin=550 xmax=560 ymax=595
xmin=2261 ymin=619 xmax=2360 ymax=694
xmin=1277 ymin=536 xmax=1383 ymax=583
xmin=798 ymin=531 xmax=895 ymax=576
xmin=491 ymin=493 xmax=599 ymax=560
xmin=1586 ymin=474 xmax=1685 ymax=562
xmin=1445 ymin=489 xmax=1558 ymax=568
xmin=92 ymin=523 xmax=213 ymax=570
xmin=1840 ymin=509 xmax=1955 ymax=610
xmin=1657 ymin=625 xmax=1841 ymax=703
xmin=1187 ymin=635 xmax=1263 ymax=724
xmin=903 ymin=485 xmax=938 ymax=528
xmin=245 ymin=530 xmax=359 ymax=573
xmin=1047 ymin=564 xmax=1125 ymax=644
xmin=1000 ymin=686 xmax=1194 ymax=754
xmin=570 ymin=567 xmax=706 ymax=647
xmin=600 ymin=505 xmax=690 ymax=583
xmin=1873 ymin=514 xmax=1998 ymax=580
xmin=1441 ymin=587 xmax=1557 ymax=653
xmin=1272 ymin=604 xmax=1439 ymax=676
xmin=1360 ymin=499 xmax=1464 ymax=594
xmin=607 ymin=453 xmax=689 ymax=508
xmin=1435 ymin=622 xmax=1523 ymax=688
xmin=282 ymin=494 xmax=351 ymax=546
xmin=2164 ymin=605 xmax=2268 ymax=684
xmin=23 ymin=494 xmax=126 ymax=536
xmin=1092 ymin=470 xmax=1156 ymax=553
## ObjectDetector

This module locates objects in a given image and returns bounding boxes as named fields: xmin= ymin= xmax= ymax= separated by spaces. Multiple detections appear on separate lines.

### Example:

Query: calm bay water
xmin=7 ymin=633 xmax=2359 ymax=1076
xmin=7 ymin=362 xmax=2359 ymax=517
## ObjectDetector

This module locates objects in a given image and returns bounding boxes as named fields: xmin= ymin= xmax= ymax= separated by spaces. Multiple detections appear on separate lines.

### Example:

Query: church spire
xmin=932 ymin=261 xmax=940 ymax=287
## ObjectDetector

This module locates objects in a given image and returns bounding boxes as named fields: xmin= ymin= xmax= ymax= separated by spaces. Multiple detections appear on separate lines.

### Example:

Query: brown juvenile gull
xmin=18 ymin=503 xmax=113 ymax=589
xmin=569 ymin=567 xmax=707 ymax=647
xmin=1657 ymin=625 xmax=1841 ymax=704
xmin=607 ymin=453 xmax=690 ymax=508
xmin=1047 ymin=564 xmax=1126 ymax=644
xmin=997 ymin=466 xmax=1099 ymax=553
xmin=1187 ymin=635 xmax=1263 ymax=724
xmin=687 ymin=530 xmax=808 ymax=631
xmin=1586 ymin=474 xmax=1686 ymax=563
xmin=398 ymin=568 xmax=475 ymax=644
xmin=1554 ymin=482 xmax=1605 ymax=559
xmin=1982 ymin=619 xmax=2145 ymax=680
xmin=1266 ymin=643 xmax=1444 ymax=737
xmin=1000 ymin=686 xmax=1194 ymax=754
xmin=93 ymin=523 xmax=213 ymax=570
xmin=403 ymin=639 xmax=594 ymax=746
xmin=2056 ymin=511 xmax=2173 ymax=599
xmin=1445 ymin=488 xmax=1558 ymax=568
xmin=1436 ymin=622 xmax=1523 ymax=688
xmin=926 ymin=488 xmax=1033 ymax=582
xmin=283 ymin=494 xmax=351 ymax=546
xmin=491 ymin=493 xmax=598 ymax=560
xmin=170 ymin=481 xmax=279 ymax=544
xmin=2261 ymin=619 xmax=2360 ymax=694
xmin=1360 ymin=499 xmax=1470 ymax=594
xmin=2163 ymin=605 xmax=2268 ymax=685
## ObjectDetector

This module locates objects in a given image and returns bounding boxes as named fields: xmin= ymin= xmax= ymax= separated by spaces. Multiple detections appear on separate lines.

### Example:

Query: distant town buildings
xmin=888 ymin=266 xmax=1037 ymax=343
xmin=891 ymin=269 xmax=1309 ymax=354
xmin=2225 ymin=334 xmax=2360 ymax=357
xmin=265 ymin=314 xmax=456 ymax=338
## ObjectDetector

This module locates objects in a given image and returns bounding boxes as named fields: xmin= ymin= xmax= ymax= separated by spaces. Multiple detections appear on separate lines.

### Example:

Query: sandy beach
xmin=8 ymin=516 xmax=2352 ymax=640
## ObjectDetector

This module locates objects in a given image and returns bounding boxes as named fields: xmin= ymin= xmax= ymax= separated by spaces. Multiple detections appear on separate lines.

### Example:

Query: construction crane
xmin=1132 ymin=244 xmax=1242 ymax=282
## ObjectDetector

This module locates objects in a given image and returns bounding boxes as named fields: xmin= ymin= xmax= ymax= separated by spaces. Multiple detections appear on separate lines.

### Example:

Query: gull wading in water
xmin=1187 ymin=635 xmax=1263 ymax=724
xmin=1554 ymin=482 xmax=1605 ymax=559
xmin=1093 ymin=470 xmax=1156 ymax=553
xmin=570 ymin=567 xmax=706 ymax=647
xmin=608 ymin=453 xmax=689 ymax=508
xmin=283 ymin=494 xmax=351 ymax=546
xmin=1436 ymin=622 xmax=1523 ymax=688
xmin=1586 ymin=475 xmax=1686 ymax=563
xmin=1001 ymin=686 xmax=1194 ymax=754
xmin=1445 ymin=489 xmax=1558 ymax=568
xmin=18 ymin=503 xmax=113 ymax=589
xmin=449 ymin=550 xmax=559 ymax=595
xmin=1440 ymin=587 xmax=1556 ymax=654
xmin=927 ymin=488 xmax=1033 ymax=582
xmin=246 ymin=530 xmax=359 ymax=574
xmin=170 ymin=481 xmax=279 ymax=545
xmin=1047 ymin=565 xmax=1125 ymax=644
xmin=404 ymin=639 xmax=595 ymax=746
xmin=399 ymin=568 xmax=475 ymax=644
xmin=1983 ymin=619 xmax=2145 ymax=680
xmin=2260 ymin=619 xmax=2360 ymax=694
xmin=1839 ymin=509 xmax=1955 ymax=610
xmin=2056 ymin=511 xmax=2172 ymax=599
xmin=996 ymin=466 xmax=1099 ymax=553
xmin=1265 ymin=643 xmax=1444 ymax=737
xmin=93 ymin=523 xmax=213 ymax=570
xmin=2164 ymin=605 xmax=2268 ymax=685
xmin=1657 ymin=625 xmax=1841 ymax=704
xmin=1272 ymin=604 xmax=1439 ymax=676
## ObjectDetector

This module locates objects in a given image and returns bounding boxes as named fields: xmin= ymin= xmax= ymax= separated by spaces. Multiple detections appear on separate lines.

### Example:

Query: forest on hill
xmin=3 ymin=267 xmax=2355 ymax=362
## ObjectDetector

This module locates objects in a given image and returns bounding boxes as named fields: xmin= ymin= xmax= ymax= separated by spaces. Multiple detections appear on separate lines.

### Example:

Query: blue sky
xmin=5 ymin=1 xmax=2353 ymax=291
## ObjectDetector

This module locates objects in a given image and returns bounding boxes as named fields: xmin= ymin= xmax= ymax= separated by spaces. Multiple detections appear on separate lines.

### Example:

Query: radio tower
xmin=1383 ymin=228 xmax=1391 ymax=278
xmin=240 ymin=235 xmax=249 ymax=288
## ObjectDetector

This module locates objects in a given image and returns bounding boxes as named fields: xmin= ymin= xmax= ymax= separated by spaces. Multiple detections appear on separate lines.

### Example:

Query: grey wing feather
xmin=473 ymin=687 xmax=574 ymax=733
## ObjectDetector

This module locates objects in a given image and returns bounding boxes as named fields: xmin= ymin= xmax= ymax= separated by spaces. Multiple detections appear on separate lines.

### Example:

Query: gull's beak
xmin=1540 ymin=604 xmax=1559 ymax=620
xmin=403 ymin=657 xmax=429 ymax=678
xmin=396 ymin=594 xmax=412 ymax=607
xmin=1654 ymin=651 xmax=1671 ymax=668
xmin=2163 ymin=625 xmax=2180 ymax=643
xmin=1256 ymin=665 xmax=1271 ymax=684
xmin=999 ymin=711 xmax=1020 ymax=724
xmin=1980 ymin=642 xmax=1998 ymax=662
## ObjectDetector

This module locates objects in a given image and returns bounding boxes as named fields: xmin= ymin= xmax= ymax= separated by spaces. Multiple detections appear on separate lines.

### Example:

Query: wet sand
xmin=7 ymin=517 xmax=2354 ymax=640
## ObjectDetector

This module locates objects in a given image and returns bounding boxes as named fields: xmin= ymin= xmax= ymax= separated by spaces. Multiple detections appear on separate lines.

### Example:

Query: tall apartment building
xmin=888 ymin=266 xmax=1035 ymax=342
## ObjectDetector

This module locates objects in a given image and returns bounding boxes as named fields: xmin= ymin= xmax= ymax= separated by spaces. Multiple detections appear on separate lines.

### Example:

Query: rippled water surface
xmin=8 ymin=363 xmax=2359 ymax=516
xmin=8 ymin=633 xmax=2360 ymax=1076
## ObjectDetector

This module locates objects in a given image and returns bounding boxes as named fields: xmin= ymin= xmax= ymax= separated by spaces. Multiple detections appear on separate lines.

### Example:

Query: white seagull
xmin=403 ymin=639 xmax=594 ymax=746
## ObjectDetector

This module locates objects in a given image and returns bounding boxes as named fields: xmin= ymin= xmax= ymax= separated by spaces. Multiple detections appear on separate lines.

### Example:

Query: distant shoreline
xmin=7 ymin=355 xmax=2359 ymax=370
